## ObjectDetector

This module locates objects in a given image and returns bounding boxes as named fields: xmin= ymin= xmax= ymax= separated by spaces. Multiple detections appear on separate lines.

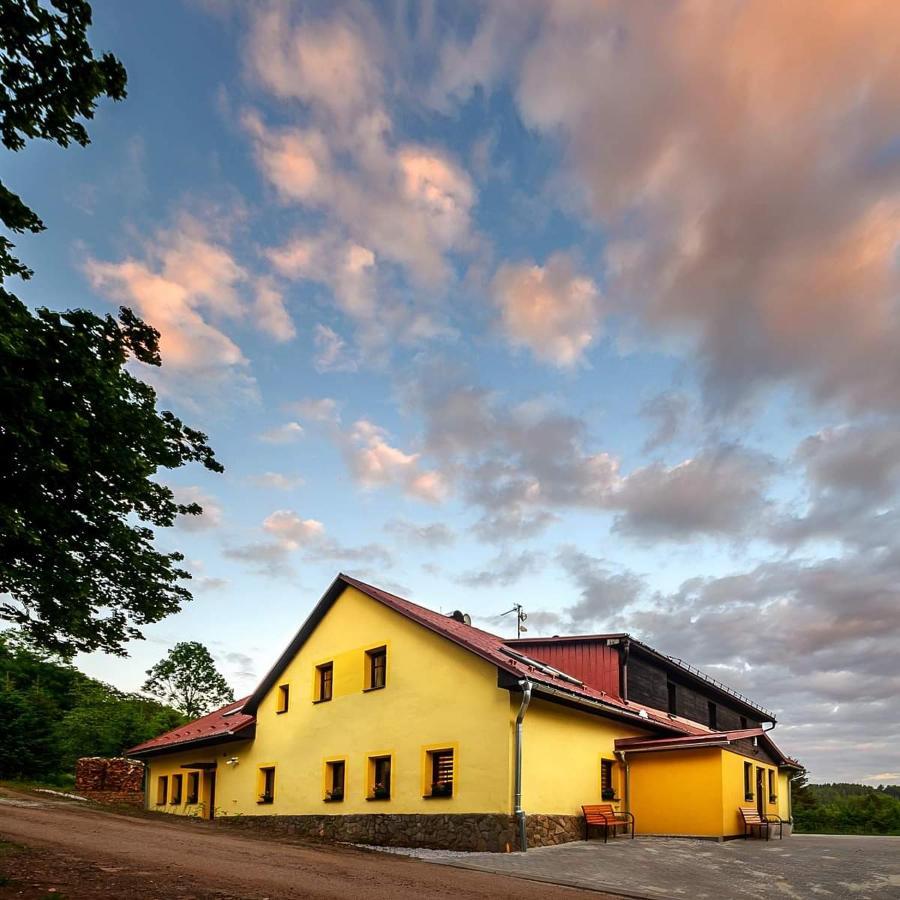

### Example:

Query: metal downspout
xmin=614 ymin=750 xmax=630 ymax=815
xmin=514 ymin=678 xmax=533 ymax=851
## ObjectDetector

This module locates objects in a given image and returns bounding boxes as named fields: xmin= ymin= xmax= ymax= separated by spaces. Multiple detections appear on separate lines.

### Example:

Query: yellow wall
xmin=777 ymin=770 xmax=792 ymax=821
xmin=519 ymin=697 xmax=645 ymax=817
xmin=144 ymin=740 xmax=253 ymax=818
xmin=149 ymin=586 xmax=512 ymax=817
xmin=720 ymin=749 xmax=780 ymax=836
xmin=628 ymin=748 xmax=725 ymax=836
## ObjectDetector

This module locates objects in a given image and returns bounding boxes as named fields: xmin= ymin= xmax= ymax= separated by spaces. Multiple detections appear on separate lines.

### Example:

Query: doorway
xmin=203 ymin=771 xmax=216 ymax=820
xmin=755 ymin=767 xmax=765 ymax=816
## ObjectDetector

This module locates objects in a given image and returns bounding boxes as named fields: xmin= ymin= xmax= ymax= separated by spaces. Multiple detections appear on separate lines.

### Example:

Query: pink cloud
xmin=492 ymin=254 xmax=602 ymax=366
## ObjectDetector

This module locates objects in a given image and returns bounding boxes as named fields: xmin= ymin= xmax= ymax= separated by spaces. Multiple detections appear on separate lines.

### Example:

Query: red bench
xmin=582 ymin=803 xmax=635 ymax=842
xmin=739 ymin=806 xmax=784 ymax=840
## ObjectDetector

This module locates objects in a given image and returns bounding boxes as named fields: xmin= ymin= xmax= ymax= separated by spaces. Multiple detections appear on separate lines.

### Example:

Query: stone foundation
xmin=216 ymin=812 xmax=584 ymax=852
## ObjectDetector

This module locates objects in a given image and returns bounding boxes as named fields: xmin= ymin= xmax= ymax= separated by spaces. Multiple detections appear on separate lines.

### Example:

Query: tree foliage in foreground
xmin=0 ymin=298 xmax=224 ymax=656
xmin=142 ymin=641 xmax=234 ymax=719
xmin=0 ymin=630 xmax=186 ymax=781
xmin=0 ymin=0 xmax=223 ymax=656
xmin=0 ymin=0 xmax=127 ymax=280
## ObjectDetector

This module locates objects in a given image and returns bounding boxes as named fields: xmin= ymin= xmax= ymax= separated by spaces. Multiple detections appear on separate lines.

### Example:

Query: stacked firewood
xmin=75 ymin=757 xmax=144 ymax=804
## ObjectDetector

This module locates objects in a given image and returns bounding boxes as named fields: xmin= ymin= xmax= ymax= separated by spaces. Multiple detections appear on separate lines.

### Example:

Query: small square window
xmin=171 ymin=773 xmax=183 ymax=804
xmin=156 ymin=775 xmax=168 ymax=806
xmin=186 ymin=772 xmax=200 ymax=804
xmin=276 ymin=684 xmax=290 ymax=713
xmin=366 ymin=647 xmax=387 ymax=691
xmin=316 ymin=663 xmax=333 ymax=702
xmin=325 ymin=760 xmax=345 ymax=802
xmin=258 ymin=766 xmax=275 ymax=804
xmin=426 ymin=749 xmax=454 ymax=798
xmin=368 ymin=755 xmax=391 ymax=800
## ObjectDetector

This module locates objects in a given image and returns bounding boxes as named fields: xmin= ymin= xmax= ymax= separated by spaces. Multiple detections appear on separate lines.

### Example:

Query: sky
xmin=8 ymin=0 xmax=900 ymax=785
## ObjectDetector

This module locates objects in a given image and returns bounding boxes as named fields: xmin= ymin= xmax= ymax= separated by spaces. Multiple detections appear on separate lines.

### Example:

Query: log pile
xmin=75 ymin=757 xmax=144 ymax=806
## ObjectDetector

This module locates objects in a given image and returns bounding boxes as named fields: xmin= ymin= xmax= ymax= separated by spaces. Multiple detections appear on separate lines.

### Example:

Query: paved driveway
xmin=432 ymin=835 xmax=900 ymax=900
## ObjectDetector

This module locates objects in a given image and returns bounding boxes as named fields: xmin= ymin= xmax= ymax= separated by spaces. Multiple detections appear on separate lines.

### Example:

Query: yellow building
xmin=127 ymin=574 xmax=801 ymax=850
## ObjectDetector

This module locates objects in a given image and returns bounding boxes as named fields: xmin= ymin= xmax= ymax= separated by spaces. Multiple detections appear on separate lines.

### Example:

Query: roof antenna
xmin=501 ymin=603 xmax=528 ymax=639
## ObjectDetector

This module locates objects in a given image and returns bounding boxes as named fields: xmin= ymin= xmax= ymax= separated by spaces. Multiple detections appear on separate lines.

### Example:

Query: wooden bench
xmin=582 ymin=803 xmax=635 ymax=842
xmin=739 ymin=806 xmax=783 ymax=840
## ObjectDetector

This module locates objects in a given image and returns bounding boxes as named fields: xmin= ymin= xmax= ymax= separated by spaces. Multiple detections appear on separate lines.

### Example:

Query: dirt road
xmin=0 ymin=789 xmax=612 ymax=900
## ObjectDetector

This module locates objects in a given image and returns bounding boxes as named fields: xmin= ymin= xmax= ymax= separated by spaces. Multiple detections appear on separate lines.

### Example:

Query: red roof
xmin=615 ymin=727 xmax=797 ymax=766
xmin=129 ymin=574 xmax=780 ymax=758
xmin=126 ymin=697 xmax=254 ymax=756
xmin=242 ymin=574 xmax=708 ymax=737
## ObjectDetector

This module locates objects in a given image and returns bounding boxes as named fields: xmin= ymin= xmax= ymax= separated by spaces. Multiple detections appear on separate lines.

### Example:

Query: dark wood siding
xmin=511 ymin=639 xmax=622 ymax=697
xmin=627 ymin=650 xmax=761 ymax=729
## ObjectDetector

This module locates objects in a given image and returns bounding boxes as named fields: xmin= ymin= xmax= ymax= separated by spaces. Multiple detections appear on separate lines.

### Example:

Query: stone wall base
xmin=216 ymin=812 xmax=584 ymax=852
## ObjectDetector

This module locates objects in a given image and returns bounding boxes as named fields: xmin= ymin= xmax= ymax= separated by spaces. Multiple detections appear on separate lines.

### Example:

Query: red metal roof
xmin=242 ymin=573 xmax=705 ymax=736
xmin=615 ymin=727 xmax=797 ymax=767
xmin=128 ymin=574 xmax=750 ymax=757
xmin=125 ymin=697 xmax=254 ymax=756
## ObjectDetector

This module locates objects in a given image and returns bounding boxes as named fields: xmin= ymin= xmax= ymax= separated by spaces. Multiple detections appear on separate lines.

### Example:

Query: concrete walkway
xmin=431 ymin=834 xmax=900 ymax=899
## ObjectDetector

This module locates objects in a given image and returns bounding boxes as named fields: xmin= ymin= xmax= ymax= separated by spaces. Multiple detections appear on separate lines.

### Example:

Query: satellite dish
xmin=463 ymin=613 xmax=471 ymax=626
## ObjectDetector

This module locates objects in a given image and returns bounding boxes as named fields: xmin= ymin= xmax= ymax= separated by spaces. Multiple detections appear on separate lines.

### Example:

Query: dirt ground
xmin=0 ymin=787 xmax=613 ymax=900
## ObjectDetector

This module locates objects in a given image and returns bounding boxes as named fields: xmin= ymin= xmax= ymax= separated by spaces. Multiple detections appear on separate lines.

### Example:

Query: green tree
xmin=1 ymin=0 xmax=127 ymax=281
xmin=0 ymin=629 xmax=186 ymax=780
xmin=0 ymin=2 xmax=223 ymax=657
xmin=0 ymin=299 xmax=224 ymax=656
xmin=142 ymin=642 xmax=234 ymax=719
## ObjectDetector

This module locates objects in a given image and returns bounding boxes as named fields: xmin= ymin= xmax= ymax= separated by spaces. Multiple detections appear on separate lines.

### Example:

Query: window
xmin=325 ymin=760 xmax=345 ymax=801
xmin=315 ymin=663 xmax=333 ymax=702
xmin=708 ymin=701 xmax=718 ymax=730
xmin=368 ymin=755 xmax=391 ymax=800
xmin=743 ymin=761 xmax=753 ymax=801
xmin=171 ymin=773 xmax=183 ymax=805
xmin=156 ymin=775 xmax=168 ymax=806
xmin=366 ymin=647 xmax=387 ymax=690
xmin=666 ymin=681 xmax=677 ymax=715
xmin=600 ymin=759 xmax=616 ymax=800
xmin=768 ymin=769 xmax=777 ymax=803
xmin=258 ymin=766 xmax=275 ymax=804
xmin=186 ymin=772 xmax=200 ymax=804
xmin=276 ymin=684 xmax=290 ymax=713
xmin=426 ymin=749 xmax=454 ymax=798
xmin=740 ymin=715 xmax=748 ymax=729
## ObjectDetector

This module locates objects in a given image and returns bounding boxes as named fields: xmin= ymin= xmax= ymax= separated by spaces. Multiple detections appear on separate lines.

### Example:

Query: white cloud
xmin=262 ymin=510 xmax=325 ymax=548
xmin=313 ymin=324 xmax=358 ymax=373
xmin=170 ymin=485 xmax=223 ymax=531
xmin=248 ymin=472 xmax=305 ymax=491
xmin=259 ymin=422 xmax=304 ymax=444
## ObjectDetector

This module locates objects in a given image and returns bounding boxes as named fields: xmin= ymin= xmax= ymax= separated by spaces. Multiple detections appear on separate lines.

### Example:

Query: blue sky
xmin=9 ymin=1 xmax=900 ymax=784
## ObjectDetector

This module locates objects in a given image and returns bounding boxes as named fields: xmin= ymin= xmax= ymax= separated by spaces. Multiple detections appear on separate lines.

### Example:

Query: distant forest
xmin=794 ymin=780 xmax=900 ymax=835
xmin=0 ymin=632 xmax=186 ymax=784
